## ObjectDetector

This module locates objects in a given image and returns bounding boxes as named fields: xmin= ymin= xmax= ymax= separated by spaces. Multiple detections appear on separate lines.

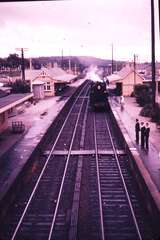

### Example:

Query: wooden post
xmin=151 ymin=0 xmax=156 ymax=107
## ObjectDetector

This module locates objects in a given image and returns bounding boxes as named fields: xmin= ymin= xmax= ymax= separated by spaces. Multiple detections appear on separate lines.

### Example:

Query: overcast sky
xmin=0 ymin=0 xmax=159 ymax=62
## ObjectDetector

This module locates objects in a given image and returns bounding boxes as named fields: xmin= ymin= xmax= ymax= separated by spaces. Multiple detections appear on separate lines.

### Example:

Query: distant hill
xmin=75 ymin=56 xmax=112 ymax=66
xmin=32 ymin=56 xmax=125 ymax=67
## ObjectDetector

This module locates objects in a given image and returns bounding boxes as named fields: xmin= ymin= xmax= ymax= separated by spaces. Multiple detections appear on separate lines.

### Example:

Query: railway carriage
xmin=90 ymin=81 xmax=109 ymax=111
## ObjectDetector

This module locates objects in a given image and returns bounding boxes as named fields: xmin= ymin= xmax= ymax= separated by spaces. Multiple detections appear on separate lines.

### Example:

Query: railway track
xmin=77 ymin=110 xmax=154 ymax=240
xmin=95 ymin=112 xmax=152 ymax=239
xmin=0 ymin=81 xmax=89 ymax=240
xmin=0 ymin=81 xmax=156 ymax=240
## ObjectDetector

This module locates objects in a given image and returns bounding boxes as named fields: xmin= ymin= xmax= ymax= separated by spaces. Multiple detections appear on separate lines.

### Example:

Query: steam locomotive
xmin=89 ymin=81 xmax=109 ymax=111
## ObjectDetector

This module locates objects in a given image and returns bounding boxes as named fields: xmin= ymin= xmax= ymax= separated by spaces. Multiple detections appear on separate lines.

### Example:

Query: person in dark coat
xmin=140 ymin=122 xmax=145 ymax=148
xmin=145 ymin=122 xmax=150 ymax=150
xmin=135 ymin=119 xmax=140 ymax=144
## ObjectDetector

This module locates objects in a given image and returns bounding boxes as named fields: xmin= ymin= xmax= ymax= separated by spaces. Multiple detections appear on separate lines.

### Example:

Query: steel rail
xmin=11 ymin=81 xmax=89 ymax=240
xmin=48 ymin=86 xmax=90 ymax=240
xmin=93 ymin=113 xmax=105 ymax=240
xmin=104 ymin=115 xmax=143 ymax=240
xmin=68 ymin=96 xmax=90 ymax=240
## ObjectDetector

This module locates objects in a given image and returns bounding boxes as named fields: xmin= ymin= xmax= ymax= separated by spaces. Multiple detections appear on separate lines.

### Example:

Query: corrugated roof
xmin=25 ymin=67 xmax=77 ymax=83
xmin=118 ymin=65 xmax=134 ymax=78
xmin=25 ymin=69 xmax=42 ymax=80
xmin=108 ymin=64 xmax=144 ymax=83
xmin=49 ymin=67 xmax=66 ymax=77
xmin=25 ymin=67 xmax=67 ymax=80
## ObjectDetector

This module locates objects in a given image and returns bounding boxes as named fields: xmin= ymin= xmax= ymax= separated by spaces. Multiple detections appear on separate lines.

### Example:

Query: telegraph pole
xmin=111 ymin=43 xmax=114 ymax=74
xmin=61 ymin=49 xmax=64 ymax=69
xmin=133 ymin=54 xmax=137 ymax=87
xmin=159 ymin=0 xmax=160 ymax=36
xmin=21 ymin=48 xmax=25 ymax=81
xmin=16 ymin=48 xmax=28 ymax=82
xmin=151 ymin=0 xmax=156 ymax=107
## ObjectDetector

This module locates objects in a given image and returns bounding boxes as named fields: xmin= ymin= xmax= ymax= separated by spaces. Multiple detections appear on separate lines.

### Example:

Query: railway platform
xmin=0 ymin=78 xmax=85 ymax=202
xmin=109 ymin=96 xmax=160 ymax=192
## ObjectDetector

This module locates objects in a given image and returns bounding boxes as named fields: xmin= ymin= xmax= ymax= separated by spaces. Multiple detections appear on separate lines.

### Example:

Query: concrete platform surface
xmin=110 ymin=96 xmax=160 ymax=192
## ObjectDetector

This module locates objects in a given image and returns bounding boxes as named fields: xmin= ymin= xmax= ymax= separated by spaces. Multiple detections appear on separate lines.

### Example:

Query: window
xmin=44 ymin=82 xmax=51 ymax=91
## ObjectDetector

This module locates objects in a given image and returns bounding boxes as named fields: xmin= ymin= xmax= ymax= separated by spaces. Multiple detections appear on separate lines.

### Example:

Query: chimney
xmin=48 ymin=62 xmax=52 ymax=69
xmin=29 ymin=58 xmax=32 ymax=70
xmin=53 ymin=62 xmax=58 ymax=68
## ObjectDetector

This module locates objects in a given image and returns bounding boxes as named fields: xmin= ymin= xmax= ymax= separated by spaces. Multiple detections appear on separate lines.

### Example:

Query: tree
xmin=7 ymin=80 xmax=30 ymax=93
xmin=32 ymin=59 xmax=41 ymax=69
xmin=7 ymin=54 xmax=21 ymax=69
xmin=0 ymin=58 xmax=7 ymax=69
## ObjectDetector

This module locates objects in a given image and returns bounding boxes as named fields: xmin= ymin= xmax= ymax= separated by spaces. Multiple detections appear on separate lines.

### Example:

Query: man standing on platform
xmin=120 ymin=95 xmax=125 ymax=111
xmin=145 ymin=122 xmax=150 ymax=150
xmin=140 ymin=122 xmax=145 ymax=148
xmin=135 ymin=119 xmax=140 ymax=144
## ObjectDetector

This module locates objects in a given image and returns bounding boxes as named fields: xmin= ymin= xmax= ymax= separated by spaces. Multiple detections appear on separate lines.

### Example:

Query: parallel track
xmin=79 ymin=111 xmax=153 ymax=240
xmin=0 ymin=81 xmax=155 ymax=240
xmin=0 ymin=82 xmax=89 ymax=240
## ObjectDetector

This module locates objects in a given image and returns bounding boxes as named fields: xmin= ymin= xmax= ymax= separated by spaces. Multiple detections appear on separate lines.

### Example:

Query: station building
xmin=25 ymin=64 xmax=77 ymax=99
xmin=107 ymin=64 xmax=144 ymax=96
xmin=0 ymin=64 xmax=77 ymax=134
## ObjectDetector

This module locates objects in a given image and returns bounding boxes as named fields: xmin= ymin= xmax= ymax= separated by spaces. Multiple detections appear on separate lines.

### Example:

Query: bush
xmin=134 ymin=84 xmax=149 ymax=96
xmin=151 ymin=103 xmax=160 ymax=122
xmin=140 ymin=102 xmax=160 ymax=123
xmin=7 ymin=80 xmax=30 ymax=93
xmin=140 ymin=103 xmax=153 ymax=117
xmin=134 ymin=84 xmax=152 ymax=106
xmin=136 ymin=94 xmax=152 ymax=107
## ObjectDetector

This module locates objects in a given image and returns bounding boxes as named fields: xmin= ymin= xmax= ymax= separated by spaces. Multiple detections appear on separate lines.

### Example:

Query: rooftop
xmin=25 ymin=66 xmax=75 ymax=82
xmin=0 ymin=93 xmax=33 ymax=114
xmin=107 ymin=64 xmax=144 ymax=83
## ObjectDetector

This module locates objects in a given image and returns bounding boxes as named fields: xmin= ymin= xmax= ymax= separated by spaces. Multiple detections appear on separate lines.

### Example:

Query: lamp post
xmin=151 ymin=0 xmax=156 ymax=107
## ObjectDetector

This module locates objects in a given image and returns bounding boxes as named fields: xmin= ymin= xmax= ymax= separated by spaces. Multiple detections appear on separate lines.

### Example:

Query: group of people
xmin=135 ymin=119 xmax=150 ymax=150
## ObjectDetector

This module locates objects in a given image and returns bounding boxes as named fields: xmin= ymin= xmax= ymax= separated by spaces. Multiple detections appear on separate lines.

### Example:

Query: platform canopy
xmin=55 ymin=73 xmax=77 ymax=83
xmin=0 ymin=93 xmax=33 ymax=114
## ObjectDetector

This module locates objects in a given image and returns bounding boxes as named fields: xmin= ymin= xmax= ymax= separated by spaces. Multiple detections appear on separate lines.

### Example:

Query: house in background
xmin=107 ymin=63 xmax=144 ymax=96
